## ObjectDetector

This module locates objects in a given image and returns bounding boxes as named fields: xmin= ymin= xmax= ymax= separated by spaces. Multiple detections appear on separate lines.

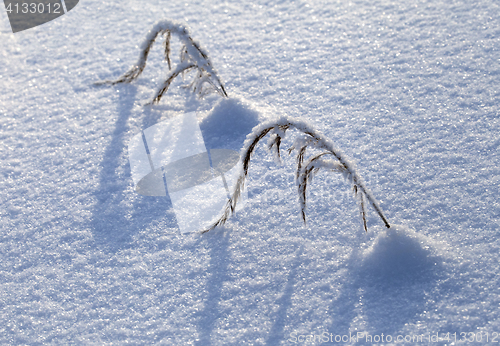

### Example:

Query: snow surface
xmin=0 ymin=0 xmax=499 ymax=344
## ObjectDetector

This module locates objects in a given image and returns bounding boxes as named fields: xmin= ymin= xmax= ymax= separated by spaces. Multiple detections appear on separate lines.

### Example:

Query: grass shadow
xmin=265 ymin=245 xmax=304 ymax=345
xmin=89 ymin=84 xmax=177 ymax=252
xmin=194 ymin=229 xmax=231 ymax=346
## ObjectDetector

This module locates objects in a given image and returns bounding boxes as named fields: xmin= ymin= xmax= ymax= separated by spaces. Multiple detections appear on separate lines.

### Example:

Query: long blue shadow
xmin=266 ymin=245 xmax=304 ymax=345
xmin=194 ymin=229 xmax=231 ymax=346
xmin=90 ymin=85 xmax=176 ymax=252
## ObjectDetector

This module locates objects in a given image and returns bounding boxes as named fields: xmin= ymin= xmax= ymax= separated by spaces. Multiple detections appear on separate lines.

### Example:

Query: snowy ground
xmin=1 ymin=0 xmax=499 ymax=344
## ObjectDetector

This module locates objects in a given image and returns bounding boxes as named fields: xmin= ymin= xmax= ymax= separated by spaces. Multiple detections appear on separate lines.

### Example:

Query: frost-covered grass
xmin=95 ymin=19 xmax=227 ymax=104
xmin=0 ymin=0 xmax=499 ymax=344
xmin=206 ymin=115 xmax=391 ymax=233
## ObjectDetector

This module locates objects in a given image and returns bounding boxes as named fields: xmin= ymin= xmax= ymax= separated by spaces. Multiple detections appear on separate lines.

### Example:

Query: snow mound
xmin=359 ymin=225 xmax=446 ymax=282
xmin=199 ymin=96 xmax=261 ymax=149
xmin=346 ymin=226 xmax=450 ymax=333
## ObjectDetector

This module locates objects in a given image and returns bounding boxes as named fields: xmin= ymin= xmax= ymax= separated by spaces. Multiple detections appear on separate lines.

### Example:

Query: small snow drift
xmin=359 ymin=225 xmax=444 ymax=282
xmin=353 ymin=226 xmax=447 ymax=332
xmin=199 ymin=97 xmax=261 ymax=150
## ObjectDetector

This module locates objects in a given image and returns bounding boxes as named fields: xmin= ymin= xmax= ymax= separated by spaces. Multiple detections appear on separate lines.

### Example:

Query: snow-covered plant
xmin=95 ymin=19 xmax=228 ymax=104
xmin=204 ymin=117 xmax=391 ymax=233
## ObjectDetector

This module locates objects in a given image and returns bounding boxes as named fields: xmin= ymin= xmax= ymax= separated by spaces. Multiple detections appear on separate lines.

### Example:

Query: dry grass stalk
xmin=95 ymin=19 xmax=228 ymax=104
xmin=203 ymin=117 xmax=391 ymax=233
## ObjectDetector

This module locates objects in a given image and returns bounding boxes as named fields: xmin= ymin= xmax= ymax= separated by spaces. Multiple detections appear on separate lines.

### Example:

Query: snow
xmin=1 ymin=0 xmax=499 ymax=344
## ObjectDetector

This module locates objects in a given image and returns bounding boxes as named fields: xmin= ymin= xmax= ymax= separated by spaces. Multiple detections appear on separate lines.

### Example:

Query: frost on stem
xmin=203 ymin=117 xmax=391 ymax=233
xmin=95 ymin=19 xmax=228 ymax=104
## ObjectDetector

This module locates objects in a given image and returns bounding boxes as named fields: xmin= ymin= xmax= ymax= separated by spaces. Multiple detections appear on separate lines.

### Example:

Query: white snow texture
xmin=0 ymin=0 xmax=499 ymax=344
